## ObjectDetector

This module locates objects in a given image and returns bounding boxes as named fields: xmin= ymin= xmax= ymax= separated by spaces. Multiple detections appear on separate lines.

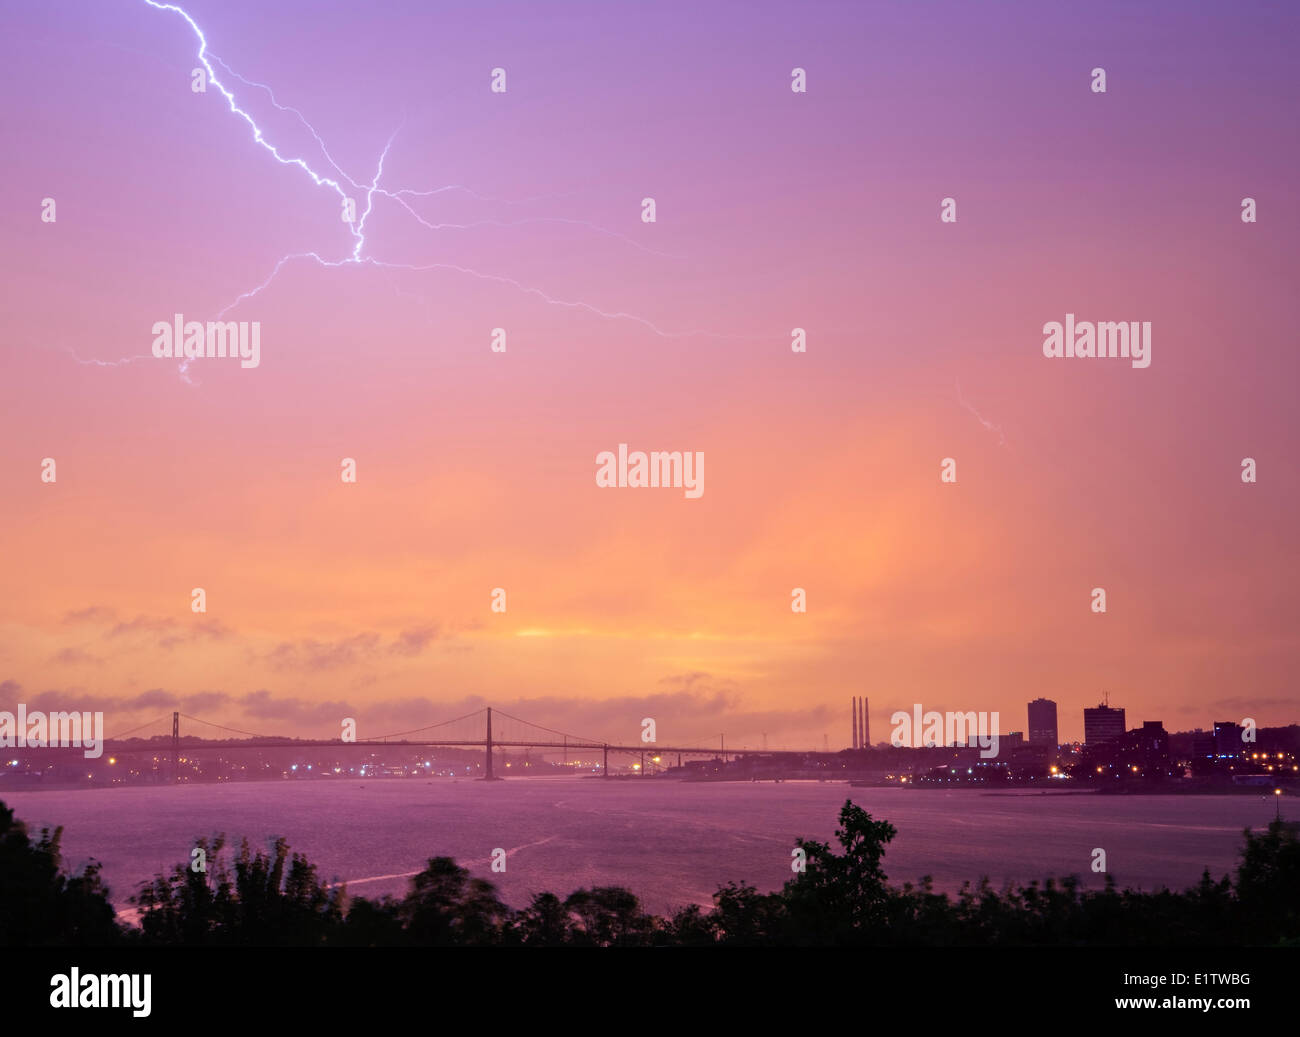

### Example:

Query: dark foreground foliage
xmin=2 ymin=798 xmax=1296 ymax=946
xmin=0 ymin=802 xmax=122 ymax=946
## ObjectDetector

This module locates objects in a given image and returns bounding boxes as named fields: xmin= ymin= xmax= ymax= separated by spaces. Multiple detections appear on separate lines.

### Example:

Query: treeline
xmin=2 ymin=799 xmax=1296 ymax=946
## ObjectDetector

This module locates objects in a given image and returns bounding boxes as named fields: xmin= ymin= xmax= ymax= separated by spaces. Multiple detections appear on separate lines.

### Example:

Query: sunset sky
xmin=2 ymin=0 xmax=1297 ymax=748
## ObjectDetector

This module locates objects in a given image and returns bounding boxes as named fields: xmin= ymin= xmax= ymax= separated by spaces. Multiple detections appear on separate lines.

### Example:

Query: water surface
xmin=3 ymin=780 xmax=1279 ymax=915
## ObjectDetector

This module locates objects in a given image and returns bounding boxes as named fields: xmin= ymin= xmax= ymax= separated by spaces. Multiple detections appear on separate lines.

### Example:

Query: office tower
xmin=1212 ymin=721 xmax=1244 ymax=759
xmin=1084 ymin=701 xmax=1126 ymax=745
xmin=1027 ymin=698 xmax=1058 ymax=747
xmin=1139 ymin=720 xmax=1169 ymax=760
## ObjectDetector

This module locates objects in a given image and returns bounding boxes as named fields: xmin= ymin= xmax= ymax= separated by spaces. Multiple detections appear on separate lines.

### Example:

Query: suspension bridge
xmin=99 ymin=707 xmax=814 ymax=781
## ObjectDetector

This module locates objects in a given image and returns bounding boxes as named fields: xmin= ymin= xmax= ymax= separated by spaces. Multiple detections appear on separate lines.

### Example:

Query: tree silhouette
xmin=398 ymin=857 xmax=508 ymax=945
xmin=780 ymin=799 xmax=897 ymax=943
xmin=133 ymin=834 xmax=345 ymax=945
xmin=1234 ymin=819 xmax=1300 ymax=944
xmin=0 ymin=800 xmax=119 ymax=945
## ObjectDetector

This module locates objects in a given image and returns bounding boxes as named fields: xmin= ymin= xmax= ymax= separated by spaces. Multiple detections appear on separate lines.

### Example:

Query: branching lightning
xmin=142 ymin=2 xmax=353 ymax=201
xmin=64 ymin=2 xmax=737 ymax=377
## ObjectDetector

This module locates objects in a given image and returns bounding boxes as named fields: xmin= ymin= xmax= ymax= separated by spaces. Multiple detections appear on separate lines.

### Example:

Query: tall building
xmin=1084 ymin=702 xmax=1126 ymax=746
xmin=1212 ymin=721 xmax=1244 ymax=759
xmin=1027 ymin=698 xmax=1058 ymax=747
xmin=1137 ymin=720 xmax=1169 ymax=760
xmin=1111 ymin=721 xmax=1172 ymax=778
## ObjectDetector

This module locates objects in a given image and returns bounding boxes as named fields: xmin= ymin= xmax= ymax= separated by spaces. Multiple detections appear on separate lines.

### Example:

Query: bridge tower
xmin=171 ymin=711 xmax=180 ymax=783
xmin=603 ymin=743 xmax=608 ymax=777
xmin=484 ymin=707 xmax=495 ymax=780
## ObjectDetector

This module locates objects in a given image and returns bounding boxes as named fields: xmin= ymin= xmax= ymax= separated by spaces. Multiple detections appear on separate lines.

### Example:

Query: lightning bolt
xmin=956 ymin=378 xmax=1007 ymax=446
xmin=142 ymin=2 xmax=353 ymax=200
xmin=216 ymin=252 xmax=731 ymax=340
xmin=59 ymin=347 xmax=153 ymax=368
xmin=195 ymin=59 xmax=668 ymax=257
xmin=381 ymin=192 xmax=683 ymax=260
xmin=61 ymin=2 xmax=745 ymax=377
xmin=353 ymin=129 xmax=399 ymax=261
xmin=207 ymin=54 xmax=364 ymax=193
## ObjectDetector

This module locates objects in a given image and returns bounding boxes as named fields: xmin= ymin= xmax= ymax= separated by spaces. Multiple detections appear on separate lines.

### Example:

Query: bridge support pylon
xmin=482 ymin=706 xmax=503 ymax=781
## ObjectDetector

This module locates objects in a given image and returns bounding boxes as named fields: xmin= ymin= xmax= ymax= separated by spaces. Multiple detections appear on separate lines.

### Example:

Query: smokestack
xmin=851 ymin=698 xmax=858 ymax=750
xmin=862 ymin=697 xmax=869 ymax=749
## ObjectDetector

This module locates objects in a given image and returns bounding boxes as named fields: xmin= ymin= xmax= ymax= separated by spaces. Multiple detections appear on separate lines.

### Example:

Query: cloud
xmin=131 ymin=688 xmax=181 ymax=710
xmin=263 ymin=633 xmax=383 ymax=672
xmin=18 ymin=688 xmax=178 ymax=715
xmin=106 ymin=615 xmax=232 ymax=649
xmin=49 ymin=610 xmax=234 ymax=658
xmin=181 ymin=691 xmax=232 ymax=713
xmin=1208 ymin=697 xmax=1297 ymax=713
xmin=62 ymin=606 xmax=117 ymax=625
xmin=390 ymin=625 xmax=441 ymax=656
xmin=179 ymin=679 xmax=834 ymax=746
xmin=0 ymin=679 xmax=831 ymax=748
xmin=51 ymin=646 xmax=103 ymax=665
xmin=657 ymin=671 xmax=739 ymax=699
xmin=263 ymin=626 xmax=444 ymax=672
xmin=3 ymin=688 xmax=220 ymax=718
xmin=239 ymin=689 xmax=357 ymax=726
